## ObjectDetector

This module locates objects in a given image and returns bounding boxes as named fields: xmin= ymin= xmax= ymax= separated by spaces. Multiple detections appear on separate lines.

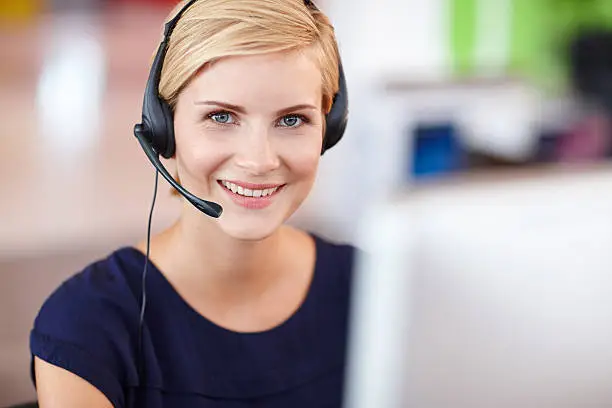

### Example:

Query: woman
xmin=30 ymin=0 xmax=355 ymax=407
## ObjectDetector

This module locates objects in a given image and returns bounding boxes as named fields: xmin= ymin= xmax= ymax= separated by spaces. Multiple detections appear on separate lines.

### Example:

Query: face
xmin=172 ymin=50 xmax=325 ymax=241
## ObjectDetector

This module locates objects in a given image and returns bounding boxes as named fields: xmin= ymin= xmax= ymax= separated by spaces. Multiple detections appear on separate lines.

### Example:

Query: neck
xmin=153 ymin=211 xmax=289 ymax=303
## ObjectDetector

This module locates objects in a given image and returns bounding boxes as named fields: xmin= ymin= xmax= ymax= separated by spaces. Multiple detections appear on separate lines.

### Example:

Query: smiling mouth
xmin=218 ymin=180 xmax=286 ymax=198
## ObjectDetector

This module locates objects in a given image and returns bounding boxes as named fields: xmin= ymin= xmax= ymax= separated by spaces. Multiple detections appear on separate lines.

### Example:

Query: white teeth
xmin=220 ymin=181 xmax=280 ymax=198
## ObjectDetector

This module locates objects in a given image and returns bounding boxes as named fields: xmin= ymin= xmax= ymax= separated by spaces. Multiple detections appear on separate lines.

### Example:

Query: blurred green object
xmin=449 ymin=0 xmax=478 ymax=76
xmin=529 ymin=0 xmax=612 ymax=92
xmin=449 ymin=0 xmax=612 ymax=93
xmin=508 ymin=0 xmax=549 ymax=85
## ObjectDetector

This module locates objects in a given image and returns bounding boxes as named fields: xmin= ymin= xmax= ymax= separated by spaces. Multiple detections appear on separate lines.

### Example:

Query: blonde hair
xmin=158 ymin=0 xmax=340 ymax=113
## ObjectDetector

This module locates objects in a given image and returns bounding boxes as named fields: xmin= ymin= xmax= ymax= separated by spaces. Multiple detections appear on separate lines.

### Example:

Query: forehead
xmin=184 ymin=50 xmax=323 ymax=110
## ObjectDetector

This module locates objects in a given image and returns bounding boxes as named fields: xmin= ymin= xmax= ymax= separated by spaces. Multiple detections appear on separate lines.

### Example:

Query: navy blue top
xmin=30 ymin=234 xmax=356 ymax=407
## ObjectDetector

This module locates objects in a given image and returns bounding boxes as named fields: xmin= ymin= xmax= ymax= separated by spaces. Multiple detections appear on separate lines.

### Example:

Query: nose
xmin=234 ymin=128 xmax=281 ymax=175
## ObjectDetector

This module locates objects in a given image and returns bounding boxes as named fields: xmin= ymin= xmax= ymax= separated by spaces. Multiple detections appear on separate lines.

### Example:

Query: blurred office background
xmin=2 ymin=0 xmax=612 ymax=405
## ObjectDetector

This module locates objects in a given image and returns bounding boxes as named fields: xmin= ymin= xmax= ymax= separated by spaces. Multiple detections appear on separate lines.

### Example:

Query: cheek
xmin=284 ymin=143 xmax=321 ymax=180
xmin=174 ymin=135 xmax=229 ymax=184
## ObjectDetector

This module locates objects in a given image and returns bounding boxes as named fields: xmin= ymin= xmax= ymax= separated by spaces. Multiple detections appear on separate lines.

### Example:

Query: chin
xmin=218 ymin=217 xmax=283 ymax=242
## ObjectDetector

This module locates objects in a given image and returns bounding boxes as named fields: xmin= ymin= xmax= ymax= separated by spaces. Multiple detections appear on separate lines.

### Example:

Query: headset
xmin=130 ymin=0 xmax=348 ymax=402
xmin=133 ymin=0 xmax=348 ymax=218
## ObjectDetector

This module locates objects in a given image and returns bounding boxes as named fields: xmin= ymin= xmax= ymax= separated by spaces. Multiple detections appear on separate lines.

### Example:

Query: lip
xmin=217 ymin=180 xmax=286 ymax=210
xmin=219 ymin=179 xmax=284 ymax=190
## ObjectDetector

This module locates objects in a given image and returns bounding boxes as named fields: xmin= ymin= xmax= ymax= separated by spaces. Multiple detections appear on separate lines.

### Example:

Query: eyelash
xmin=205 ymin=111 xmax=311 ymax=128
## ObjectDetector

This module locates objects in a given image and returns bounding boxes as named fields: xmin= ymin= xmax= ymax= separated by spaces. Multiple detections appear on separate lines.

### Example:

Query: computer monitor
xmin=344 ymin=163 xmax=612 ymax=408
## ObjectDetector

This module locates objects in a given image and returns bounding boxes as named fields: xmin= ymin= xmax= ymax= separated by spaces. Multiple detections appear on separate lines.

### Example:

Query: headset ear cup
xmin=144 ymin=96 xmax=174 ymax=159
xmin=159 ymin=100 xmax=176 ymax=158
xmin=322 ymin=61 xmax=349 ymax=154
xmin=323 ymin=95 xmax=348 ymax=152
xmin=138 ymin=38 xmax=177 ymax=159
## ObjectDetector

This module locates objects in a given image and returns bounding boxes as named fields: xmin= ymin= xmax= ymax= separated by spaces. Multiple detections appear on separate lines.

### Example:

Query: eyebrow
xmin=194 ymin=100 xmax=319 ymax=115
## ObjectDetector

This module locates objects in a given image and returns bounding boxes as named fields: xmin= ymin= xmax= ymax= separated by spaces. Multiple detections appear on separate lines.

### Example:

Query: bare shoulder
xmin=34 ymin=357 xmax=113 ymax=408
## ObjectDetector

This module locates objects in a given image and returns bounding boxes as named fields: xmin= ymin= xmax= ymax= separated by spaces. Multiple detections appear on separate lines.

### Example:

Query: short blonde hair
xmin=158 ymin=0 xmax=340 ymax=113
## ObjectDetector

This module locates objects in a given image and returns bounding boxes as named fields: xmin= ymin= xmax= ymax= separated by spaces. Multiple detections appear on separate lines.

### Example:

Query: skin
xmin=35 ymin=48 xmax=327 ymax=406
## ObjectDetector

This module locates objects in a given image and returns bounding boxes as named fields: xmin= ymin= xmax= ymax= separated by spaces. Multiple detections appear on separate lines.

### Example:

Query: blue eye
xmin=208 ymin=111 xmax=235 ymax=124
xmin=279 ymin=115 xmax=305 ymax=128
